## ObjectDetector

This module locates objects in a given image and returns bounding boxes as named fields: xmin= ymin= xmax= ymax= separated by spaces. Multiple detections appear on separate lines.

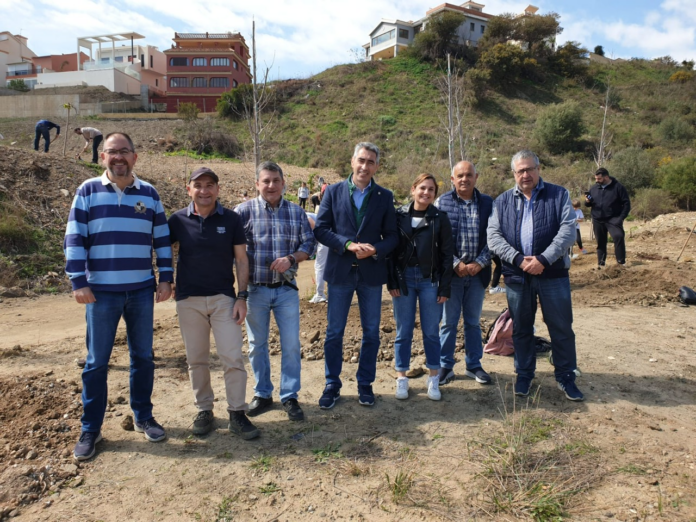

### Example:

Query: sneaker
xmin=438 ymin=368 xmax=455 ymax=385
xmin=427 ymin=376 xmax=441 ymax=401
xmin=229 ymin=411 xmax=260 ymax=440
xmin=557 ymin=379 xmax=584 ymax=401
xmin=318 ymin=384 xmax=341 ymax=409
xmin=489 ymin=286 xmax=506 ymax=294
xmin=571 ymin=254 xmax=579 ymax=259
xmin=464 ymin=367 xmax=492 ymax=385
xmin=73 ymin=431 xmax=102 ymax=461
xmin=282 ymin=398 xmax=305 ymax=421
xmin=247 ymin=396 xmax=273 ymax=417
xmin=395 ymin=377 xmax=409 ymax=400
xmin=309 ymin=294 xmax=328 ymax=304
xmin=358 ymin=385 xmax=375 ymax=406
xmin=192 ymin=410 xmax=215 ymax=435
xmin=134 ymin=418 xmax=167 ymax=442
xmin=514 ymin=376 xmax=532 ymax=397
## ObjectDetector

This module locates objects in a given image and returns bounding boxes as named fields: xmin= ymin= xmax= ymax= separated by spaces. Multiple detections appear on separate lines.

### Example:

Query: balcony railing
xmin=7 ymin=67 xmax=40 ymax=76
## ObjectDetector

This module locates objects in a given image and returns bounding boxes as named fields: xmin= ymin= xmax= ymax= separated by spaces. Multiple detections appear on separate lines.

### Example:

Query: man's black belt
xmin=254 ymin=281 xmax=299 ymax=291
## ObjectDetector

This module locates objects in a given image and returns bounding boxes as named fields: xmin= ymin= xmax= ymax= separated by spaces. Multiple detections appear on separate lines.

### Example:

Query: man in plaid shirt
xmin=235 ymin=161 xmax=316 ymax=422
xmin=435 ymin=161 xmax=494 ymax=387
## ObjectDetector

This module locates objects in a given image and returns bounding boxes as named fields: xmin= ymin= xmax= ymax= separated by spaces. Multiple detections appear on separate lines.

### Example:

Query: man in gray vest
xmin=487 ymin=150 xmax=583 ymax=401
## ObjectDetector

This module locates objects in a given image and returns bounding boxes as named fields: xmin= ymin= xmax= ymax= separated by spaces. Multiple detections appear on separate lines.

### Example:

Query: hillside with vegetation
xmin=214 ymin=9 xmax=696 ymax=218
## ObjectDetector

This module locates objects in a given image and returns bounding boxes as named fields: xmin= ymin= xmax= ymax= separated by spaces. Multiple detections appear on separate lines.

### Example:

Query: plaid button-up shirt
xmin=235 ymin=196 xmax=316 ymax=284
xmin=438 ymin=191 xmax=490 ymax=268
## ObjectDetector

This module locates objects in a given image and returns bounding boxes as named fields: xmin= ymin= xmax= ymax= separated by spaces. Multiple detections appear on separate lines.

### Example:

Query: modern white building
xmin=34 ymin=32 xmax=166 ymax=96
xmin=363 ymin=2 xmax=493 ymax=61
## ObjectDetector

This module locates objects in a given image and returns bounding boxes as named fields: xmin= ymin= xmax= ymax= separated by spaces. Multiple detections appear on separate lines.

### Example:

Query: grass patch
xmin=471 ymin=395 xmax=603 ymax=520
xmin=385 ymin=470 xmax=414 ymax=504
xmin=216 ymin=495 xmax=237 ymax=521
xmin=616 ymin=464 xmax=647 ymax=475
xmin=249 ymin=454 xmax=275 ymax=472
xmin=259 ymin=482 xmax=281 ymax=495
xmin=312 ymin=443 xmax=342 ymax=463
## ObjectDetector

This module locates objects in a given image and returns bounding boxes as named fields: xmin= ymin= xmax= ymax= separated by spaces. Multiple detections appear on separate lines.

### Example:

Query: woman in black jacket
xmin=387 ymin=174 xmax=454 ymax=401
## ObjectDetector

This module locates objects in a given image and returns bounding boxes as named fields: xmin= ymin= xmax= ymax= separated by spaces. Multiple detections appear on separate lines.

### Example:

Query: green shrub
xmin=177 ymin=102 xmax=200 ymax=121
xmin=0 ymin=202 xmax=40 ymax=254
xmin=402 ymin=11 xmax=466 ymax=62
xmin=630 ymin=188 xmax=676 ymax=220
xmin=656 ymin=116 xmax=695 ymax=144
xmin=463 ymin=68 xmax=490 ymax=106
xmin=659 ymin=156 xmax=696 ymax=210
xmin=478 ymin=43 xmax=526 ymax=86
xmin=7 ymin=79 xmax=29 ymax=92
xmin=609 ymin=147 xmax=654 ymax=195
xmin=533 ymin=101 xmax=585 ymax=153
xmin=217 ymin=84 xmax=255 ymax=119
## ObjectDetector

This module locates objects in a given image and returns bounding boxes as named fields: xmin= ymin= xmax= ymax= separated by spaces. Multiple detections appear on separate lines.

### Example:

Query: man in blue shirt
xmin=64 ymin=132 xmax=173 ymax=461
xmin=34 ymin=119 xmax=61 ymax=153
xmin=169 ymin=167 xmax=260 ymax=440
xmin=235 ymin=161 xmax=316 ymax=422
xmin=487 ymin=150 xmax=583 ymax=402
xmin=314 ymin=142 xmax=398 ymax=409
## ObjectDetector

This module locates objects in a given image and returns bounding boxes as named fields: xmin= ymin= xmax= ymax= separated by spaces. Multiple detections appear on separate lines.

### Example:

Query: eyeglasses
xmin=103 ymin=148 xmax=134 ymax=155
xmin=514 ymin=167 xmax=538 ymax=175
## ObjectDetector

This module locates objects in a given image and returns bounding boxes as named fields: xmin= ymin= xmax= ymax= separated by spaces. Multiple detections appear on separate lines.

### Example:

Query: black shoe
xmin=282 ymin=398 xmax=305 ymax=421
xmin=73 ymin=431 xmax=102 ymax=461
xmin=358 ymin=384 xmax=375 ymax=406
xmin=192 ymin=410 xmax=215 ymax=435
xmin=229 ymin=411 xmax=260 ymax=440
xmin=438 ymin=367 xmax=455 ymax=386
xmin=319 ymin=384 xmax=341 ymax=409
xmin=464 ymin=367 xmax=492 ymax=385
xmin=247 ymin=396 xmax=273 ymax=417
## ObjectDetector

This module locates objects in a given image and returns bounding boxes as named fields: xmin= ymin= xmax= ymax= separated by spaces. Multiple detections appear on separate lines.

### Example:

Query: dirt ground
xmin=1 ymin=122 xmax=696 ymax=520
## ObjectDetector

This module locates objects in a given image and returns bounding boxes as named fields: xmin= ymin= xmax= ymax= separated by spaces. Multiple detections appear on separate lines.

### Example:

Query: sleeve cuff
xmin=513 ymin=254 xmax=525 ymax=267
xmin=70 ymin=275 xmax=89 ymax=291
xmin=536 ymin=255 xmax=550 ymax=267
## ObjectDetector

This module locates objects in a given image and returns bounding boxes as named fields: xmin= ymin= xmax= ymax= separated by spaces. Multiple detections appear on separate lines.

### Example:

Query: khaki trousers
xmin=176 ymin=295 xmax=248 ymax=412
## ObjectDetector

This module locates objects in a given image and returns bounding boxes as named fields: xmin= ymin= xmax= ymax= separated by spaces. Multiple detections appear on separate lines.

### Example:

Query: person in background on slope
xmin=74 ymin=127 xmax=104 ymax=164
xmin=34 ymin=119 xmax=60 ymax=153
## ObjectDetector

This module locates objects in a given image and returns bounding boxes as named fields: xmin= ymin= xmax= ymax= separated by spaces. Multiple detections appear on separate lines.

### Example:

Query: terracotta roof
xmin=425 ymin=3 xmax=493 ymax=20
xmin=174 ymin=33 xmax=244 ymax=40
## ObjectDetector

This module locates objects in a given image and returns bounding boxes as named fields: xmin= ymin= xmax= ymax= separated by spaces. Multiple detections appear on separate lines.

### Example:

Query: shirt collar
xmin=258 ymin=194 xmax=285 ymax=210
xmin=101 ymin=171 xmax=140 ymax=189
xmin=454 ymin=189 xmax=478 ymax=204
xmin=348 ymin=175 xmax=372 ymax=193
xmin=186 ymin=200 xmax=224 ymax=217
xmin=514 ymin=177 xmax=545 ymax=198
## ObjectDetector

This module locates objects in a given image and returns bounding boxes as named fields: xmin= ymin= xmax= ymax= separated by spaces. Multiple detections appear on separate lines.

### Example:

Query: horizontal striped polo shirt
xmin=64 ymin=172 xmax=173 ymax=292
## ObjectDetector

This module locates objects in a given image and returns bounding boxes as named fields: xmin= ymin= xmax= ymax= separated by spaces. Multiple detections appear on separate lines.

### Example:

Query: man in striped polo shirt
xmin=64 ymin=132 xmax=173 ymax=461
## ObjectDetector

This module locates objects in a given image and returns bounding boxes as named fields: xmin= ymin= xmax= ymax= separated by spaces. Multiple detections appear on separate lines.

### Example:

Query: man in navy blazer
xmin=314 ymin=142 xmax=398 ymax=409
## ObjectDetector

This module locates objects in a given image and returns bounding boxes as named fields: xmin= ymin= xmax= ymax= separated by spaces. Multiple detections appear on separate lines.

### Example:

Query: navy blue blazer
xmin=314 ymin=179 xmax=398 ymax=286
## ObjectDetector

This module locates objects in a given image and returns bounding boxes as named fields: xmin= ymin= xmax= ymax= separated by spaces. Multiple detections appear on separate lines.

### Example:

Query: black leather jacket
xmin=387 ymin=202 xmax=454 ymax=298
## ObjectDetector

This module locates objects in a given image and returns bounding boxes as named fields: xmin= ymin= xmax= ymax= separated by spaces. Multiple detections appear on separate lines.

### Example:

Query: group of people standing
xmin=65 ymin=135 xmax=631 ymax=462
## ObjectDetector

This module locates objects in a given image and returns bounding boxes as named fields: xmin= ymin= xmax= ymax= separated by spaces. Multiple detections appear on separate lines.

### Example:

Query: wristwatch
xmin=286 ymin=254 xmax=297 ymax=266
xmin=237 ymin=291 xmax=249 ymax=301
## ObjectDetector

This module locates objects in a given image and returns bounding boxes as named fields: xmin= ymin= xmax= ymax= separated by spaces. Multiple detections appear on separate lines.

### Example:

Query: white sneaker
xmin=427 ymin=376 xmax=441 ymax=401
xmin=395 ymin=377 xmax=409 ymax=400
xmin=571 ymin=254 xmax=579 ymax=259
xmin=489 ymin=286 xmax=506 ymax=294
xmin=309 ymin=294 xmax=327 ymax=304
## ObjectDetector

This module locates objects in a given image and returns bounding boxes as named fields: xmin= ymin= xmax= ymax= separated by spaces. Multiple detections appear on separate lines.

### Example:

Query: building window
xmin=170 ymin=77 xmax=189 ymax=87
xmin=233 ymin=60 xmax=238 ymax=70
xmin=210 ymin=57 xmax=230 ymax=66
xmin=169 ymin=57 xmax=189 ymax=66
xmin=192 ymin=57 xmax=207 ymax=66
xmin=371 ymin=29 xmax=395 ymax=47
xmin=114 ymin=56 xmax=123 ymax=63
xmin=210 ymin=77 xmax=229 ymax=88
xmin=192 ymin=77 xmax=207 ymax=87
xmin=150 ymin=55 xmax=153 ymax=68
xmin=140 ymin=54 xmax=144 ymax=65
xmin=101 ymin=58 xmax=110 ymax=64
xmin=481 ymin=25 xmax=485 ymax=34
xmin=470 ymin=22 xmax=475 ymax=31
xmin=155 ymin=78 xmax=159 ymax=87
xmin=398 ymin=29 xmax=409 ymax=39
xmin=233 ymin=79 xmax=238 ymax=88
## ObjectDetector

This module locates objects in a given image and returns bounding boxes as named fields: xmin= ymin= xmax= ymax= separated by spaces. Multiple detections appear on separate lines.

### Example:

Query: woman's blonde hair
xmin=411 ymin=173 xmax=439 ymax=196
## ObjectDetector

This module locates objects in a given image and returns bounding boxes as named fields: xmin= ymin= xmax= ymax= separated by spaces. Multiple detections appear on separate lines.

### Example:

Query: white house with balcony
xmin=34 ymin=32 xmax=166 ymax=97
xmin=362 ymin=2 xmax=493 ymax=61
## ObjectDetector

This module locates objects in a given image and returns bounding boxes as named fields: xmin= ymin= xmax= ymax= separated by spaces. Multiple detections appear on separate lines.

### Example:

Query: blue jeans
xmin=82 ymin=286 xmax=155 ymax=433
xmin=439 ymin=275 xmax=486 ymax=370
xmin=245 ymin=284 xmax=301 ymax=402
xmin=505 ymin=276 xmax=577 ymax=382
xmin=324 ymin=267 xmax=382 ymax=387
xmin=392 ymin=266 xmax=442 ymax=371
xmin=34 ymin=125 xmax=51 ymax=152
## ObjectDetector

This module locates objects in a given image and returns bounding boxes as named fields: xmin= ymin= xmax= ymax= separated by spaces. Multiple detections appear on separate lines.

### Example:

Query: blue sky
xmin=2 ymin=0 xmax=695 ymax=79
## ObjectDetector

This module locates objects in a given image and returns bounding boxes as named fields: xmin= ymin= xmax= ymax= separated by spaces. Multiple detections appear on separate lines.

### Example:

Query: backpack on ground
xmin=484 ymin=308 xmax=514 ymax=356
